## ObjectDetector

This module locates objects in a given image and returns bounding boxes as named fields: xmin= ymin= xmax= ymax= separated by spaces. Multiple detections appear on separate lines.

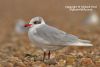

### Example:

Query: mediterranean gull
xmin=24 ymin=16 xmax=93 ymax=61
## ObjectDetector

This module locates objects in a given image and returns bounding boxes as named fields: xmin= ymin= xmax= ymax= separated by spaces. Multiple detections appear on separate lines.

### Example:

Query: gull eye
xmin=34 ymin=21 xmax=41 ymax=24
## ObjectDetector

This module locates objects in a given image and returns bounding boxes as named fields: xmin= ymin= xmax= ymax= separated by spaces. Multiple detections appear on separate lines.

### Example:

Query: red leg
xmin=43 ymin=51 xmax=46 ymax=61
xmin=48 ymin=51 xmax=51 ymax=59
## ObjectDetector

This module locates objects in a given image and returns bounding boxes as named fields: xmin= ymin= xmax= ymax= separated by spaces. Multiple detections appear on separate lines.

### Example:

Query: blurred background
xmin=0 ymin=0 xmax=100 ymax=67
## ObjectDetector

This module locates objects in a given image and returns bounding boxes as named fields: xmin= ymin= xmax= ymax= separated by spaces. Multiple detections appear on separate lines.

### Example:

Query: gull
xmin=24 ymin=17 xmax=93 ymax=61
xmin=83 ymin=11 xmax=99 ymax=25
xmin=15 ymin=19 xmax=28 ymax=34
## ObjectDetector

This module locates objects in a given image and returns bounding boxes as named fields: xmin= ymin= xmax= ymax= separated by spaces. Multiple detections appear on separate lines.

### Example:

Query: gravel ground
xmin=0 ymin=25 xmax=100 ymax=67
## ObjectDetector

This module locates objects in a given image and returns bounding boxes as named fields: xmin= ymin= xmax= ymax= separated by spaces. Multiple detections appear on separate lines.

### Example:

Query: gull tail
xmin=67 ymin=39 xmax=93 ymax=46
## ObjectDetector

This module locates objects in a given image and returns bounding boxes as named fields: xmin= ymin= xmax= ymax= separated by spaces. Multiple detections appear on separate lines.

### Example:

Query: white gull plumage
xmin=24 ymin=17 xmax=93 ymax=60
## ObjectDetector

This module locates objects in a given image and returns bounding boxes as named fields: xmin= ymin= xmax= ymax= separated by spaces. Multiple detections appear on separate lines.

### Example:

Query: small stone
xmin=95 ymin=60 xmax=100 ymax=66
xmin=66 ymin=65 xmax=73 ymax=67
xmin=14 ymin=61 xmax=26 ymax=67
xmin=44 ymin=59 xmax=57 ymax=65
xmin=80 ymin=58 xmax=95 ymax=66
xmin=5 ymin=63 xmax=13 ymax=67
xmin=57 ymin=59 xmax=66 ymax=67
xmin=66 ymin=55 xmax=76 ymax=65
xmin=32 ymin=61 xmax=47 ymax=67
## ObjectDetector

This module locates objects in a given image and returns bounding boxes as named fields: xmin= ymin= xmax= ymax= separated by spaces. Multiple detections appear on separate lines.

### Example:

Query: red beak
xmin=24 ymin=24 xmax=32 ymax=27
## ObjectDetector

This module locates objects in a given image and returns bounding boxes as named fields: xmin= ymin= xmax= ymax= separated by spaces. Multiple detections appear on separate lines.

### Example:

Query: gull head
xmin=24 ymin=16 xmax=45 ymax=28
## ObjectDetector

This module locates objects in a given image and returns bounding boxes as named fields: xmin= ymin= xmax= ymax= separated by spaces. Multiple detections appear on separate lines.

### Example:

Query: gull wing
xmin=35 ymin=24 xmax=79 ymax=45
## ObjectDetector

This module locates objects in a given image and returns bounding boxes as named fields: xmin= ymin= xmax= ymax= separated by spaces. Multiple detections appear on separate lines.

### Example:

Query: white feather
xmin=67 ymin=42 xmax=93 ymax=46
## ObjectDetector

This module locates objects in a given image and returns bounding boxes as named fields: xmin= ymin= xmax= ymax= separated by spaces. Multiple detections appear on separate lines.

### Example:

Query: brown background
xmin=0 ymin=0 xmax=100 ymax=42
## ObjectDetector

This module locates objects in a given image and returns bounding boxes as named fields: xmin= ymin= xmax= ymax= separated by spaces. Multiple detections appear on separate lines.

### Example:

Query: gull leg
xmin=48 ymin=50 xmax=51 ymax=59
xmin=43 ymin=51 xmax=46 ymax=61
